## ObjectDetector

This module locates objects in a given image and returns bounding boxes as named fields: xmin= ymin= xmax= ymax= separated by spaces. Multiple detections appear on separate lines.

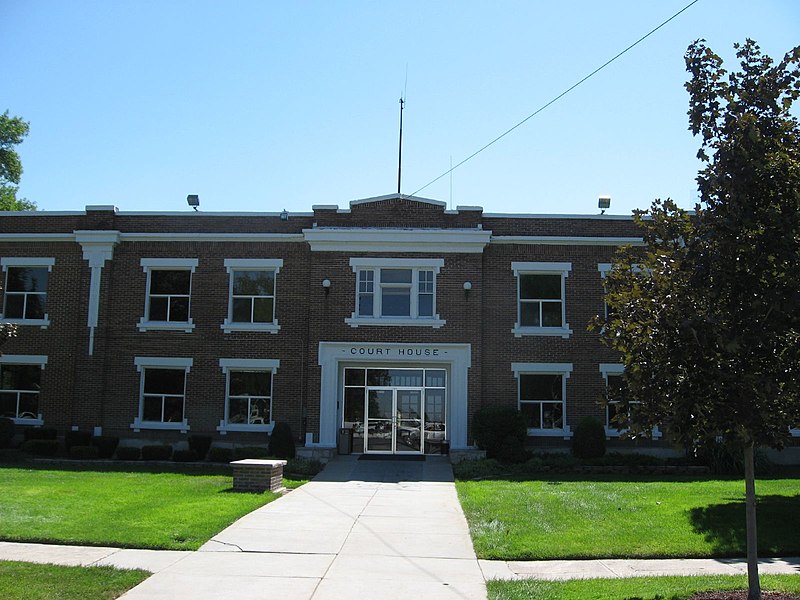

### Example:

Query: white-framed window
xmin=0 ymin=355 xmax=47 ymax=425
xmin=346 ymin=258 xmax=445 ymax=328
xmin=217 ymin=358 xmax=279 ymax=434
xmin=138 ymin=259 xmax=198 ymax=332
xmin=1 ymin=258 xmax=55 ymax=328
xmin=599 ymin=363 xmax=661 ymax=439
xmin=598 ymin=263 xmax=612 ymax=320
xmin=512 ymin=362 xmax=573 ymax=438
xmin=512 ymin=262 xmax=571 ymax=338
xmin=221 ymin=259 xmax=283 ymax=333
xmin=130 ymin=357 xmax=192 ymax=432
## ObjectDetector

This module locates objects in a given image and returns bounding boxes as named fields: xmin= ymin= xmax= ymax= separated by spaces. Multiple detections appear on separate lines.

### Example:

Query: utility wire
xmin=410 ymin=0 xmax=702 ymax=197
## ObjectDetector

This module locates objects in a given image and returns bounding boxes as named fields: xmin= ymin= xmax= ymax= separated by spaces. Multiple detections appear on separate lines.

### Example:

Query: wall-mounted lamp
xmin=463 ymin=281 xmax=472 ymax=296
xmin=280 ymin=209 xmax=289 ymax=221
xmin=187 ymin=194 xmax=200 ymax=211
xmin=598 ymin=196 xmax=611 ymax=215
xmin=322 ymin=278 xmax=331 ymax=295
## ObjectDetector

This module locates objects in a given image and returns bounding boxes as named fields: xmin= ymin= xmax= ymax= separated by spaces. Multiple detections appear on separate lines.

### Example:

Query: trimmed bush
xmin=115 ymin=446 xmax=140 ymax=461
xmin=234 ymin=445 xmax=270 ymax=460
xmin=472 ymin=406 xmax=528 ymax=462
xmin=0 ymin=417 xmax=15 ymax=448
xmin=91 ymin=436 xmax=120 ymax=459
xmin=572 ymin=417 xmax=607 ymax=459
xmin=188 ymin=434 xmax=212 ymax=460
xmin=23 ymin=427 xmax=58 ymax=442
xmin=207 ymin=446 xmax=234 ymax=463
xmin=284 ymin=457 xmax=324 ymax=477
xmin=65 ymin=430 xmax=92 ymax=451
xmin=69 ymin=445 xmax=99 ymax=460
xmin=268 ymin=422 xmax=296 ymax=458
xmin=141 ymin=444 xmax=173 ymax=461
xmin=173 ymin=449 xmax=199 ymax=462
xmin=22 ymin=439 xmax=60 ymax=457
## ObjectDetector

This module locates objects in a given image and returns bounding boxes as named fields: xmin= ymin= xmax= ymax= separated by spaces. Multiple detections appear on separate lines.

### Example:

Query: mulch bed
xmin=689 ymin=592 xmax=800 ymax=599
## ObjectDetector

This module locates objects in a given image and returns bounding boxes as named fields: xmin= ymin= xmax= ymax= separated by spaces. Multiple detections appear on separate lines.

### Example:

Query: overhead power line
xmin=410 ymin=0 xmax=702 ymax=197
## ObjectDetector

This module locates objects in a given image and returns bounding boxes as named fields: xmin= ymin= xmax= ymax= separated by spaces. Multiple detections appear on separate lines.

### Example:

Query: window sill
xmin=605 ymin=427 xmax=663 ymax=440
xmin=1 ymin=318 xmax=50 ymax=329
xmin=130 ymin=419 xmax=190 ymax=433
xmin=221 ymin=321 xmax=280 ymax=334
xmin=527 ymin=428 xmax=572 ymax=439
xmin=216 ymin=421 xmax=275 ymax=435
xmin=345 ymin=316 xmax=446 ymax=328
xmin=137 ymin=319 xmax=195 ymax=333
xmin=512 ymin=325 xmax=572 ymax=338
xmin=12 ymin=417 xmax=44 ymax=426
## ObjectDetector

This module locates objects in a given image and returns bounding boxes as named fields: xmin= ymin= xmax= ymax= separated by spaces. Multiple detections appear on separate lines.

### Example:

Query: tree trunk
xmin=744 ymin=442 xmax=761 ymax=600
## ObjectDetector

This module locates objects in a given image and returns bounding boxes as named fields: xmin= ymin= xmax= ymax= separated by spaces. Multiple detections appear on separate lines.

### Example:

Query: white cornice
xmin=349 ymin=193 xmax=446 ymax=208
xmin=303 ymin=228 xmax=492 ymax=253
xmin=0 ymin=233 xmax=76 ymax=242
xmin=491 ymin=235 xmax=643 ymax=246
xmin=119 ymin=233 xmax=305 ymax=242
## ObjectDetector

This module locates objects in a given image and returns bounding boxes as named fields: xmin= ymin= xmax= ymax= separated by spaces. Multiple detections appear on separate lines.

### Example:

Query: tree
xmin=0 ymin=111 xmax=36 ymax=211
xmin=593 ymin=40 xmax=800 ymax=600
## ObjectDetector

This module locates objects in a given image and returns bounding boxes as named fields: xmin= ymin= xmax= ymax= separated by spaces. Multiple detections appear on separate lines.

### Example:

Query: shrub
xmin=471 ymin=407 xmax=527 ymax=462
xmin=697 ymin=438 xmax=774 ymax=475
xmin=116 ymin=446 xmax=140 ymax=460
xmin=234 ymin=446 xmax=270 ymax=460
xmin=69 ymin=445 xmax=99 ymax=460
xmin=572 ymin=417 xmax=607 ymax=459
xmin=22 ymin=439 xmax=60 ymax=457
xmin=284 ymin=457 xmax=324 ymax=477
xmin=173 ymin=449 xmax=199 ymax=462
xmin=207 ymin=446 xmax=234 ymax=463
xmin=0 ymin=417 xmax=15 ymax=448
xmin=23 ymin=427 xmax=58 ymax=441
xmin=65 ymin=430 xmax=92 ymax=451
xmin=452 ymin=458 xmax=506 ymax=480
xmin=268 ymin=422 xmax=296 ymax=458
xmin=188 ymin=434 xmax=212 ymax=460
xmin=141 ymin=444 xmax=172 ymax=461
xmin=92 ymin=436 xmax=120 ymax=459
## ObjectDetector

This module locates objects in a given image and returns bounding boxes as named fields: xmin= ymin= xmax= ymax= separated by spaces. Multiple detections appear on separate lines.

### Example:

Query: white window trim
xmin=512 ymin=362 xmax=573 ymax=438
xmin=599 ymin=363 xmax=661 ymax=439
xmin=0 ymin=355 xmax=47 ymax=425
xmin=1 ymin=257 xmax=55 ymax=328
xmin=346 ymin=258 xmax=445 ymax=328
xmin=511 ymin=262 xmax=572 ymax=338
xmin=221 ymin=259 xmax=283 ymax=334
xmin=217 ymin=358 xmax=279 ymax=434
xmin=130 ymin=356 xmax=193 ymax=432
xmin=137 ymin=258 xmax=198 ymax=333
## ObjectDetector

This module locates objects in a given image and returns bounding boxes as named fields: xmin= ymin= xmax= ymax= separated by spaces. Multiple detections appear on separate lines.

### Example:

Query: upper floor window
xmin=512 ymin=362 xmax=573 ymax=438
xmin=0 ymin=355 xmax=47 ymax=425
xmin=222 ymin=259 xmax=283 ymax=333
xmin=131 ymin=356 xmax=192 ymax=432
xmin=138 ymin=259 xmax=197 ymax=332
xmin=346 ymin=258 xmax=445 ymax=328
xmin=216 ymin=358 xmax=279 ymax=434
xmin=512 ymin=262 xmax=571 ymax=338
xmin=1 ymin=258 xmax=55 ymax=328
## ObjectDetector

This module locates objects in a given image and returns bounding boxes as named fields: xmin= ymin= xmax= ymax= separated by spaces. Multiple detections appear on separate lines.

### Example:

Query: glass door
xmin=364 ymin=388 xmax=423 ymax=454
xmin=395 ymin=389 xmax=422 ymax=453
xmin=365 ymin=389 xmax=394 ymax=452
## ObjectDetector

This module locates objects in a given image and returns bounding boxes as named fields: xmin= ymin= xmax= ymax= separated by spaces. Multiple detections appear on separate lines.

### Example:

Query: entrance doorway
xmin=342 ymin=367 xmax=446 ymax=454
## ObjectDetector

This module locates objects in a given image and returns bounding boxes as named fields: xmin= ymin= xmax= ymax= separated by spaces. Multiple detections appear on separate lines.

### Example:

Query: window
xmin=222 ymin=259 xmax=283 ymax=333
xmin=512 ymin=262 xmax=571 ymax=337
xmin=347 ymin=258 xmax=445 ymax=327
xmin=217 ymin=358 xmax=279 ymax=433
xmin=138 ymin=259 xmax=198 ymax=332
xmin=512 ymin=363 xmax=572 ymax=437
xmin=0 ymin=355 xmax=47 ymax=425
xmin=1 ymin=258 xmax=55 ymax=327
xmin=131 ymin=357 xmax=192 ymax=431
xmin=598 ymin=263 xmax=612 ymax=320
xmin=599 ymin=363 xmax=660 ymax=439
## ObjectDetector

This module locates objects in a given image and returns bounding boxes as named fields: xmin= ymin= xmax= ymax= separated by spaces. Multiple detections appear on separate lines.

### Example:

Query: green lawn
xmin=0 ymin=466 xmax=304 ymax=550
xmin=456 ymin=473 xmax=800 ymax=560
xmin=0 ymin=560 xmax=149 ymax=600
xmin=487 ymin=574 xmax=800 ymax=600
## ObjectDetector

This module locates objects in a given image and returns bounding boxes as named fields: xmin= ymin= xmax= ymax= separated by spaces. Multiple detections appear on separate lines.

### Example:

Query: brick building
xmin=1 ymin=193 xmax=670 ymax=458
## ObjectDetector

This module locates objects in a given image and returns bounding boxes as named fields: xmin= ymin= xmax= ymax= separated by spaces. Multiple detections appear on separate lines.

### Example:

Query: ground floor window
xmin=217 ymin=358 xmax=279 ymax=434
xmin=0 ymin=357 xmax=45 ymax=423
xmin=131 ymin=357 xmax=192 ymax=432
xmin=512 ymin=362 xmax=573 ymax=438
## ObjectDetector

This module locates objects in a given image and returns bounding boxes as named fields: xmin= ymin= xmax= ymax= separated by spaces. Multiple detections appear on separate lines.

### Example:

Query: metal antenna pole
xmin=397 ymin=97 xmax=404 ymax=194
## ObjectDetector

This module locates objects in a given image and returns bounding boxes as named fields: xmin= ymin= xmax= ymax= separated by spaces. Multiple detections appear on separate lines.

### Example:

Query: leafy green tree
xmin=594 ymin=40 xmax=800 ymax=600
xmin=0 ymin=111 xmax=36 ymax=211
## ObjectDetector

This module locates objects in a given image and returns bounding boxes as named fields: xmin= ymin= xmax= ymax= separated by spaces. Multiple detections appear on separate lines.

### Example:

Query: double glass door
xmin=366 ymin=388 xmax=423 ymax=453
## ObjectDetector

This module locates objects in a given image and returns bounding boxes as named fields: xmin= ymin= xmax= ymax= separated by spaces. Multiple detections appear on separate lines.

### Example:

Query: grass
xmin=0 ymin=465 xmax=306 ymax=550
xmin=487 ymin=574 xmax=800 ymax=600
xmin=0 ymin=560 xmax=149 ymax=600
xmin=456 ymin=472 xmax=800 ymax=560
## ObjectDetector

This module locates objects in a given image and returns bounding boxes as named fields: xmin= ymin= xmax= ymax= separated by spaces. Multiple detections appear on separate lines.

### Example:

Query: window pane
xmin=230 ymin=371 xmax=271 ymax=396
xmin=142 ymin=396 xmax=162 ymax=421
xmin=169 ymin=296 xmax=189 ymax=321
xmin=358 ymin=293 xmax=373 ymax=316
xmin=367 ymin=390 xmax=393 ymax=419
xmin=163 ymin=396 xmax=184 ymax=422
xmin=228 ymin=398 xmax=248 ymax=423
xmin=151 ymin=270 xmax=190 ymax=294
xmin=1 ymin=392 xmax=17 ymax=417
xmin=1 ymin=365 xmax=41 ymax=390
xmin=520 ymin=402 xmax=541 ymax=428
xmin=344 ymin=368 xmax=365 ymax=387
xmin=541 ymin=301 xmax=562 ymax=327
xmin=250 ymin=398 xmax=270 ymax=424
xmin=542 ymin=402 xmax=563 ymax=428
xmin=425 ymin=388 xmax=445 ymax=422
xmin=3 ymin=294 xmax=24 ymax=318
xmin=418 ymin=293 xmax=433 ymax=317
xmin=366 ymin=369 xmax=391 ymax=386
xmin=425 ymin=369 xmax=446 ymax=388
xmin=18 ymin=393 xmax=38 ymax=417
xmin=233 ymin=270 xmax=273 ymax=295
xmin=344 ymin=388 xmax=365 ymax=423
xmin=520 ymin=374 xmax=562 ymax=401
xmin=24 ymin=294 xmax=46 ymax=319
xmin=382 ymin=288 xmax=410 ymax=316
xmin=380 ymin=269 xmax=412 ymax=284
xmin=232 ymin=297 xmax=251 ymax=322
xmin=252 ymin=297 xmax=274 ymax=323
xmin=520 ymin=274 xmax=561 ymax=299
xmin=520 ymin=302 xmax=540 ymax=327
xmin=7 ymin=267 xmax=48 ymax=292
xmin=144 ymin=369 xmax=185 ymax=395
xmin=149 ymin=296 xmax=168 ymax=321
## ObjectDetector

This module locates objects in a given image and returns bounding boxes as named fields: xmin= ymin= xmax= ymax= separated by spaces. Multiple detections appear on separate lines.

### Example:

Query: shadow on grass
xmin=688 ymin=494 xmax=800 ymax=557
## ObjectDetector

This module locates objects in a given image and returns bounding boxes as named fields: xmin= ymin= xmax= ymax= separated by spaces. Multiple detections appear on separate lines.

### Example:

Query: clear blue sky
xmin=2 ymin=0 xmax=798 ymax=215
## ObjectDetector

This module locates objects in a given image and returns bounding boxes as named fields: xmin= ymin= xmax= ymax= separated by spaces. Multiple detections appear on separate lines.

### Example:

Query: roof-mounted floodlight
xmin=598 ymin=196 xmax=611 ymax=215
xmin=280 ymin=209 xmax=289 ymax=221
xmin=187 ymin=194 xmax=200 ymax=211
